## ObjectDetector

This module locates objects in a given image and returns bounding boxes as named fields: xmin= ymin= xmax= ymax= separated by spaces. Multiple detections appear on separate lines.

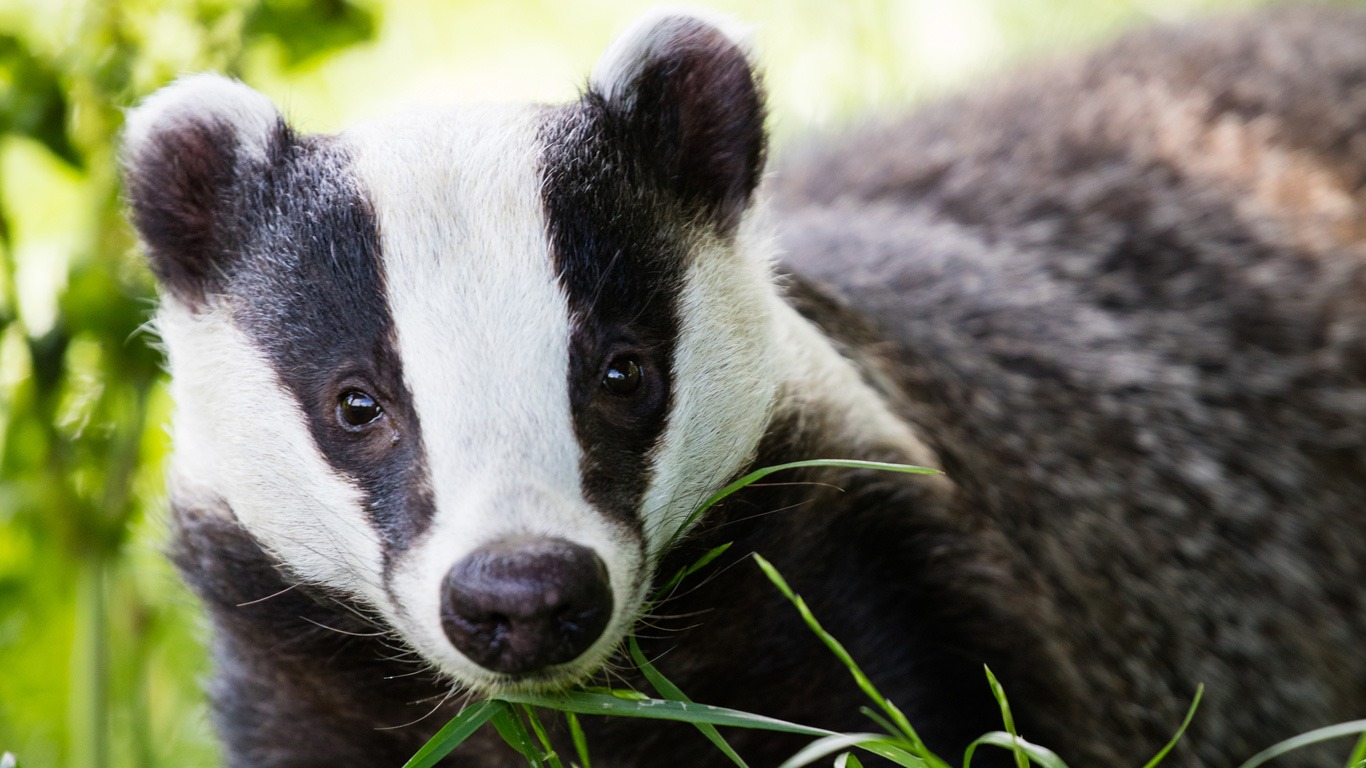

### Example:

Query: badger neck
xmin=761 ymin=279 xmax=945 ymax=476
xmin=650 ymin=257 xmax=956 ymax=573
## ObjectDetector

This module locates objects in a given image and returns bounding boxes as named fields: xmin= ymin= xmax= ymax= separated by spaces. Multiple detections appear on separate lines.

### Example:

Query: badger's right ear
xmin=122 ymin=75 xmax=285 ymax=305
xmin=590 ymin=9 xmax=766 ymax=234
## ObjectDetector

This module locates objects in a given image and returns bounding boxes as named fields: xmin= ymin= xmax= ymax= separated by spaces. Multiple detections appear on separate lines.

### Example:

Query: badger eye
xmin=338 ymin=390 xmax=383 ymax=428
xmin=602 ymin=356 xmax=642 ymax=396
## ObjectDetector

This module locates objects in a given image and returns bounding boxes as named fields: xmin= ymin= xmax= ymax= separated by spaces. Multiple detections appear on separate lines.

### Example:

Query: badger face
xmin=123 ymin=11 xmax=778 ymax=692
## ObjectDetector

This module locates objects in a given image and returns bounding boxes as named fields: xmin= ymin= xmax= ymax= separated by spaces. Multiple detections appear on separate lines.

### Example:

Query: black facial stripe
xmin=223 ymin=127 xmax=435 ymax=561
xmin=539 ymin=98 xmax=691 ymax=530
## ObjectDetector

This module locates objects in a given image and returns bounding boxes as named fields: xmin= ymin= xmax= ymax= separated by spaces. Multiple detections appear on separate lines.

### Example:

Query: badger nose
xmin=441 ymin=537 xmax=613 ymax=675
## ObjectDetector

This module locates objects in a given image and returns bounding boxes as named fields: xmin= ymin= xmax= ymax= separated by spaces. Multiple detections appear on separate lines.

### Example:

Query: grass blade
xmin=628 ymin=635 xmax=751 ymax=767
xmin=1140 ymin=685 xmax=1203 ymax=768
xmin=497 ymin=691 xmax=833 ymax=737
xmin=1347 ymin=730 xmax=1366 ymax=768
xmin=1238 ymin=721 xmax=1366 ymax=768
xmin=492 ymin=706 xmax=543 ymax=767
xmin=859 ymin=706 xmax=904 ymax=739
xmin=983 ymin=666 xmax=1027 ymax=768
xmin=566 ymin=712 xmax=591 ymax=768
xmin=521 ymin=706 xmax=566 ymax=768
xmin=963 ymin=733 xmax=1068 ymax=768
xmin=752 ymin=554 xmax=950 ymax=768
xmin=402 ymin=699 xmax=503 ymax=768
xmin=671 ymin=460 xmax=940 ymax=547
xmin=778 ymin=733 xmax=925 ymax=768
xmin=835 ymin=753 xmax=865 ymax=768
xmin=656 ymin=542 xmax=735 ymax=596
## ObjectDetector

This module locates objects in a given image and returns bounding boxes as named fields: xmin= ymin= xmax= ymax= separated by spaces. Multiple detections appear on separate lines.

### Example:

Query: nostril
xmin=441 ymin=537 xmax=613 ymax=676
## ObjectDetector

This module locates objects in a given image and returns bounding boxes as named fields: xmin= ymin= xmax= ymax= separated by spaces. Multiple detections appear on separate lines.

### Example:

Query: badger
xmin=121 ymin=5 xmax=1366 ymax=767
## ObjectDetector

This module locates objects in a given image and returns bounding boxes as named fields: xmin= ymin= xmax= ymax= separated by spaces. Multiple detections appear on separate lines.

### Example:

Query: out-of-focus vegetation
xmin=0 ymin=0 xmax=1310 ymax=765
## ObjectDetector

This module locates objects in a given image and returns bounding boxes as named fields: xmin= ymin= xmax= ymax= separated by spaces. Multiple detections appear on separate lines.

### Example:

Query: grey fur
xmin=772 ymin=6 xmax=1366 ymax=764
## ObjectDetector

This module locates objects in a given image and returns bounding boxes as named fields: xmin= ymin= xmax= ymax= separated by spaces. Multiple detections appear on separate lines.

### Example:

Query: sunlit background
xmin=0 ymin=0 xmax=1324 ymax=765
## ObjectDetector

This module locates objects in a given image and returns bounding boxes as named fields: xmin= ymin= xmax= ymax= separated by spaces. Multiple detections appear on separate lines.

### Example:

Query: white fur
xmin=158 ymin=300 xmax=388 ymax=604
xmin=637 ymin=223 xmax=782 ymax=555
xmin=343 ymin=106 xmax=646 ymax=689
xmin=638 ymin=219 xmax=947 ymax=554
xmin=123 ymin=74 xmax=279 ymax=164
xmin=591 ymin=6 xmax=756 ymax=109
xmin=766 ymin=293 xmax=947 ymax=477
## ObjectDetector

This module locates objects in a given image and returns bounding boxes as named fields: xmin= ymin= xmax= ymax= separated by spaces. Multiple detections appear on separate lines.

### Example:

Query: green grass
xmin=401 ymin=460 xmax=1366 ymax=768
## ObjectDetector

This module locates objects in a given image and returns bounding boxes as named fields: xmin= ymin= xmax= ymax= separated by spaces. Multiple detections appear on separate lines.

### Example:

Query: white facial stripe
xmin=638 ymin=224 xmax=781 ymax=555
xmin=158 ymin=299 xmax=386 ymax=603
xmin=344 ymin=105 xmax=645 ymax=685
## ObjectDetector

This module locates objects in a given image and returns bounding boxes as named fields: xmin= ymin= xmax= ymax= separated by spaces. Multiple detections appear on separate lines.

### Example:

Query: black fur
xmin=597 ymin=16 xmax=766 ymax=233
xmin=124 ymin=113 xmax=437 ymax=557
xmin=540 ymin=19 xmax=766 ymax=528
xmin=539 ymin=100 xmax=687 ymax=529
xmin=221 ymin=133 xmax=437 ymax=558
xmin=123 ymin=111 xmax=285 ymax=304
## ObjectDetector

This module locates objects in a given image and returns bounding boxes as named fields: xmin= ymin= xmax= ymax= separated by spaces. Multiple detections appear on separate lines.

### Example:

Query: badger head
xmin=122 ymin=9 xmax=779 ymax=692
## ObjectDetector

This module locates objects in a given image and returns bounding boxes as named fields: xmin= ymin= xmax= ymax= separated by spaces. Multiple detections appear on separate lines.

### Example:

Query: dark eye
xmin=338 ymin=390 xmax=383 ymax=428
xmin=602 ymin=355 xmax=642 ymax=396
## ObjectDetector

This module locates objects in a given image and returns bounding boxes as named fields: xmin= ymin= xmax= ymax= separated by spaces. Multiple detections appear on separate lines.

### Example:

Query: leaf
xmin=402 ymin=699 xmax=503 ymax=768
xmin=778 ymin=733 xmax=925 ymax=768
xmin=962 ymin=732 xmax=1069 ymax=768
xmin=245 ymin=0 xmax=378 ymax=67
xmin=491 ymin=706 xmax=542 ymax=767
xmin=496 ymin=691 xmax=833 ymax=737
xmin=656 ymin=542 xmax=734 ymax=596
xmin=983 ymin=666 xmax=1027 ymax=768
xmin=1347 ymin=729 xmax=1366 ymax=768
xmin=752 ymin=554 xmax=949 ymax=768
xmin=0 ymin=35 xmax=79 ymax=166
xmin=859 ymin=707 xmax=904 ymax=739
xmin=520 ymin=706 xmax=565 ymax=768
xmin=628 ymin=635 xmax=750 ymax=767
xmin=566 ymin=712 xmax=591 ymax=768
xmin=834 ymin=754 xmax=864 ymax=768
xmin=579 ymin=686 xmax=648 ymax=701
xmin=1237 ymin=721 xmax=1366 ymax=768
xmin=671 ymin=459 xmax=940 ymax=547
xmin=1139 ymin=685 xmax=1203 ymax=768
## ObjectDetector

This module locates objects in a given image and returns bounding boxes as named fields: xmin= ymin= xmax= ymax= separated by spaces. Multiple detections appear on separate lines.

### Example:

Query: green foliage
xmin=246 ymin=0 xmax=376 ymax=67
xmin=407 ymin=543 xmax=1215 ymax=768
xmin=0 ymin=2 xmax=376 ymax=765
xmin=1236 ymin=721 xmax=1366 ymax=768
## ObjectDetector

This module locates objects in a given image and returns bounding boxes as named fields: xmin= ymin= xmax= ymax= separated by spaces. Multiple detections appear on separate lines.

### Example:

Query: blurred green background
xmin=0 ymin=0 xmax=1318 ymax=765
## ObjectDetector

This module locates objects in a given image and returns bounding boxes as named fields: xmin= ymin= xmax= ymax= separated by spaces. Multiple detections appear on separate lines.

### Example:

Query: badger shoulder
xmin=766 ymin=6 xmax=1366 ymax=760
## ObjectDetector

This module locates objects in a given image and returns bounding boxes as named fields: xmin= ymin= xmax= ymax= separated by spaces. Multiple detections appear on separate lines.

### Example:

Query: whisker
xmin=235 ymin=582 xmax=301 ymax=607
xmin=299 ymin=615 xmax=391 ymax=638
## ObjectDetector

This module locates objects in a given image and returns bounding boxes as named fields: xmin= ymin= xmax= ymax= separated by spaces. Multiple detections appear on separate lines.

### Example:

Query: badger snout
xmin=440 ymin=537 xmax=613 ymax=676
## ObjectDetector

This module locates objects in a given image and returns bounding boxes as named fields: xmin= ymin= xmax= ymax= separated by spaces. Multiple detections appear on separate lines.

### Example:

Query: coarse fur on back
xmin=122 ymin=6 xmax=1366 ymax=767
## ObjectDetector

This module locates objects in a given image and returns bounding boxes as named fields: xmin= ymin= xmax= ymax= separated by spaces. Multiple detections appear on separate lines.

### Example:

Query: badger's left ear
xmin=121 ymin=75 xmax=288 ymax=306
xmin=591 ymin=9 xmax=766 ymax=233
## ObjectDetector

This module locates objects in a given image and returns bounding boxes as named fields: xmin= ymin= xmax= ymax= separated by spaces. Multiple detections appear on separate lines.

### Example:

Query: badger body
xmin=123 ymin=7 xmax=1366 ymax=767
